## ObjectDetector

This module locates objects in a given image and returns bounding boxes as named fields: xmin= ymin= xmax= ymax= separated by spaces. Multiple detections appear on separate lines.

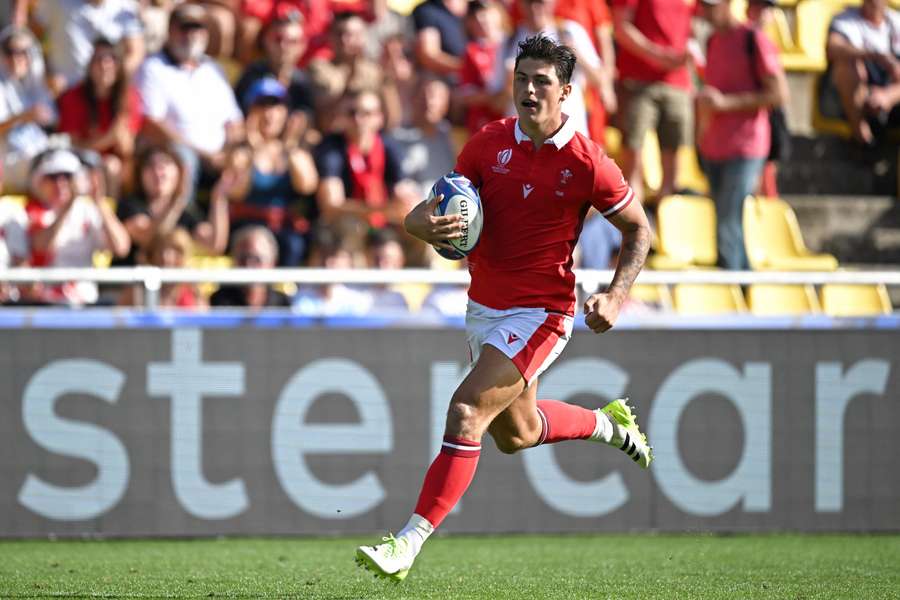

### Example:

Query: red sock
xmin=413 ymin=436 xmax=481 ymax=529
xmin=535 ymin=399 xmax=597 ymax=445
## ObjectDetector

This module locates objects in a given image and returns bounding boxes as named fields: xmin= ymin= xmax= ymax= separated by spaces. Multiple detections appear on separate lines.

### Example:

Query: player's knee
xmin=445 ymin=398 xmax=481 ymax=433
xmin=491 ymin=431 xmax=530 ymax=455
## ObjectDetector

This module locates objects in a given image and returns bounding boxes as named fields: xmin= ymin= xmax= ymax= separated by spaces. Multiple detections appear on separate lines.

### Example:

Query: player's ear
xmin=559 ymin=83 xmax=572 ymax=103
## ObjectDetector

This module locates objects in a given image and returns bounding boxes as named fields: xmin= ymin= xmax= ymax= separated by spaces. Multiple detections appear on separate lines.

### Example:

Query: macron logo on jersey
xmin=522 ymin=184 xmax=534 ymax=198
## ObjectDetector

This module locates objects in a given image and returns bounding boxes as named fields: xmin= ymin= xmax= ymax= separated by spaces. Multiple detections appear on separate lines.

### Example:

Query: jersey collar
xmin=513 ymin=114 xmax=576 ymax=150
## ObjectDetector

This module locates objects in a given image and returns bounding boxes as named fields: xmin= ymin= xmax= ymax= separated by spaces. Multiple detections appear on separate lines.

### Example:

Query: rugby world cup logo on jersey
xmin=492 ymin=148 xmax=512 ymax=174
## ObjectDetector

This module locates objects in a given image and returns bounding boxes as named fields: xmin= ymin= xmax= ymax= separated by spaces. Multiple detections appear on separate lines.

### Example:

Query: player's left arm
xmin=584 ymin=199 xmax=651 ymax=334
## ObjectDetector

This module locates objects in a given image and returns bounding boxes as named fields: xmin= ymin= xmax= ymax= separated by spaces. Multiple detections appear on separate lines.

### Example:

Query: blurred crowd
xmin=0 ymin=0 xmax=897 ymax=311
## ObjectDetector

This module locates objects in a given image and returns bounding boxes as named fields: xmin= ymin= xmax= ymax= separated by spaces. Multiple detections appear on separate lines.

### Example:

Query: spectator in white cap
xmin=0 ymin=26 xmax=54 ymax=193
xmin=24 ymin=148 xmax=131 ymax=305
xmin=32 ymin=0 xmax=145 ymax=93
xmin=136 ymin=3 xmax=244 ymax=200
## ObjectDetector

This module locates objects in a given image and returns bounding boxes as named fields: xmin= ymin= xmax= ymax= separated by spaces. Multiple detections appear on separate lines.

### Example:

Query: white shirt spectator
xmin=830 ymin=7 xmax=900 ymax=56
xmin=34 ymin=0 xmax=143 ymax=87
xmin=0 ymin=200 xmax=28 ymax=267
xmin=0 ymin=26 xmax=53 ymax=192
xmin=26 ymin=196 xmax=108 ymax=304
xmin=136 ymin=51 xmax=243 ymax=154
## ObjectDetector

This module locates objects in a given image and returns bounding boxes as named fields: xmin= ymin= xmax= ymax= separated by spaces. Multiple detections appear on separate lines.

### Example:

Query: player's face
xmin=513 ymin=58 xmax=570 ymax=127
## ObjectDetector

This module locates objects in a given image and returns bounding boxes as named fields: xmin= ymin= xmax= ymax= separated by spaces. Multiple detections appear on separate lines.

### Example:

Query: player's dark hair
xmin=514 ymin=34 xmax=576 ymax=85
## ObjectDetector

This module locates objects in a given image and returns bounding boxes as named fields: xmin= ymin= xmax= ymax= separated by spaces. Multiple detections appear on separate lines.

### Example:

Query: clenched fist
xmin=584 ymin=292 xmax=623 ymax=334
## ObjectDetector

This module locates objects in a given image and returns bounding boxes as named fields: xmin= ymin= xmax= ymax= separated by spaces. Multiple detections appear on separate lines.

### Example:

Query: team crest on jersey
xmin=492 ymin=148 xmax=512 ymax=174
xmin=559 ymin=168 xmax=573 ymax=186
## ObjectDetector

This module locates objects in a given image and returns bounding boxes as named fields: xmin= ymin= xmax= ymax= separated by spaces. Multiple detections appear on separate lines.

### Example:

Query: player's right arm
xmin=403 ymin=194 xmax=463 ymax=252
xmin=404 ymin=126 xmax=487 ymax=250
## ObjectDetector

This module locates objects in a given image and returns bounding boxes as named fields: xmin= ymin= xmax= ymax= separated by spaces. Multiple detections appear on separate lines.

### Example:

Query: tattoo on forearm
xmin=608 ymin=226 xmax=651 ymax=298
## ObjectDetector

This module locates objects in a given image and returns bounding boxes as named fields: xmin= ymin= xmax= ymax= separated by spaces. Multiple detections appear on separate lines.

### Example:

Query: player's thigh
xmin=451 ymin=343 xmax=527 ymax=424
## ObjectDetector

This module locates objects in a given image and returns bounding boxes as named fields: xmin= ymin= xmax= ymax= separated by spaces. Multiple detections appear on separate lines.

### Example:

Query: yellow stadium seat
xmin=744 ymin=196 xmax=839 ymax=271
xmin=673 ymin=284 xmax=748 ymax=315
xmin=649 ymin=195 xmax=718 ymax=269
xmin=641 ymin=130 xmax=662 ymax=196
xmin=676 ymin=146 xmax=709 ymax=195
xmin=747 ymin=284 xmax=821 ymax=315
xmin=0 ymin=195 xmax=27 ymax=209
xmin=638 ymin=132 xmax=708 ymax=196
xmin=604 ymin=127 xmax=622 ymax=162
xmin=391 ymin=283 xmax=433 ymax=312
xmin=820 ymin=283 xmax=892 ymax=316
xmin=630 ymin=284 xmax=673 ymax=311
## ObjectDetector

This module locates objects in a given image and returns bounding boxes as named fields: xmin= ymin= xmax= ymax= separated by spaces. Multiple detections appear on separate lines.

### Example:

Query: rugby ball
xmin=429 ymin=172 xmax=483 ymax=260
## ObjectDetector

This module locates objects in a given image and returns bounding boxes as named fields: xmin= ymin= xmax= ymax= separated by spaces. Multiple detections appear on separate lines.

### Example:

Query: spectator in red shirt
xmin=238 ymin=0 xmax=331 ymax=63
xmin=57 ymin=38 xmax=143 ymax=197
xmin=457 ymin=0 xmax=508 ymax=135
xmin=612 ymin=0 xmax=697 ymax=203
xmin=696 ymin=0 xmax=787 ymax=270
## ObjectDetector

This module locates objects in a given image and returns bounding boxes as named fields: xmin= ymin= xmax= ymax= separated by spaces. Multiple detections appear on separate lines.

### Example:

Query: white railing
xmin=2 ymin=267 xmax=899 ymax=309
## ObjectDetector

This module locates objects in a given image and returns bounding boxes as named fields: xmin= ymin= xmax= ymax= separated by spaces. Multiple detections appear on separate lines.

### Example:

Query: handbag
xmin=746 ymin=29 xmax=792 ymax=162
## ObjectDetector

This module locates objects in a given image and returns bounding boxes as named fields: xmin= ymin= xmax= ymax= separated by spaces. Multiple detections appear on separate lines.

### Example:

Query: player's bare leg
xmin=488 ymin=378 xmax=653 ymax=468
xmin=356 ymin=345 xmax=525 ymax=581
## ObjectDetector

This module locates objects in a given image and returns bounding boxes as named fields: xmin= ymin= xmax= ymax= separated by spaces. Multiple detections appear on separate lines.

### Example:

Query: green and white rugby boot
xmin=355 ymin=534 xmax=415 ymax=582
xmin=597 ymin=398 xmax=653 ymax=468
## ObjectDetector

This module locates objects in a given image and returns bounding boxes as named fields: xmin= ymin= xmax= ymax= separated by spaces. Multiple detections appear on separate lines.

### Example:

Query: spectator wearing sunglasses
xmin=0 ymin=26 xmax=54 ymax=194
xmin=24 ymin=148 xmax=131 ymax=305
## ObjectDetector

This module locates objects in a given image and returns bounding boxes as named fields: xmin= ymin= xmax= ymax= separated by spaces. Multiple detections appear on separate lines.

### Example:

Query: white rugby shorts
xmin=465 ymin=299 xmax=575 ymax=386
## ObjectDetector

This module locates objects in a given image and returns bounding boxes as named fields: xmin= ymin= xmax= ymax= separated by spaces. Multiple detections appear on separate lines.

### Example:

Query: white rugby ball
xmin=429 ymin=171 xmax=483 ymax=260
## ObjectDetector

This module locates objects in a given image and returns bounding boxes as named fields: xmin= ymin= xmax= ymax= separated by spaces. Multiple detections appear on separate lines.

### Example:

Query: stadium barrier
xmin=1 ymin=302 xmax=898 ymax=536
xmin=1 ymin=267 xmax=900 ymax=309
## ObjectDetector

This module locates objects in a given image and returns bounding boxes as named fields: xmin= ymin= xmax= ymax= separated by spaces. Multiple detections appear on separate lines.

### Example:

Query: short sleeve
xmin=118 ymin=2 xmax=144 ymax=37
xmin=753 ymin=29 xmax=782 ymax=79
xmin=590 ymin=152 xmax=633 ymax=218
xmin=314 ymin=138 xmax=348 ymax=179
xmin=453 ymin=131 xmax=484 ymax=188
xmin=828 ymin=10 xmax=859 ymax=46
xmin=412 ymin=2 xmax=438 ymax=32
xmin=383 ymin=136 xmax=406 ymax=189
xmin=135 ymin=61 xmax=168 ymax=120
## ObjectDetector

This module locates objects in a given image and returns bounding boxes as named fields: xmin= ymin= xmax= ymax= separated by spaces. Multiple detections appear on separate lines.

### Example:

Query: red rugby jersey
xmin=455 ymin=117 xmax=633 ymax=315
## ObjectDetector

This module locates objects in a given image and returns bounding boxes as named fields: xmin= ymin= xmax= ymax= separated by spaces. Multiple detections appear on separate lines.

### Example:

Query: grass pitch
xmin=1 ymin=534 xmax=898 ymax=599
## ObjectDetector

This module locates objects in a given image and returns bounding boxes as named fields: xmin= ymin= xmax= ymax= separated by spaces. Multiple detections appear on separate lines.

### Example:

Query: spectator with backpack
xmin=696 ymin=0 xmax=788 ymax=270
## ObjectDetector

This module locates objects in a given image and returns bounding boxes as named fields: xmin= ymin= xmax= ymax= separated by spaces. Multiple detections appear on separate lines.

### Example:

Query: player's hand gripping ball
xmin=429 ymin=172 xmax=483 ymax=260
